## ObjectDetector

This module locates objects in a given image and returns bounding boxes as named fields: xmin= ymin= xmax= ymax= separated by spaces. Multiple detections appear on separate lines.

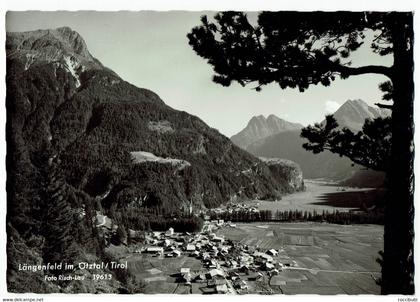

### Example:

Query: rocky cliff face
xmin=230 ymin=114 xmax=302 ymax=149
xmin=260 ymin=158 xmax=305 ymax=193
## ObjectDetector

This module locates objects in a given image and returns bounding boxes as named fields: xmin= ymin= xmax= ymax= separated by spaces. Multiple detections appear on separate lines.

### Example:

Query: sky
xmin=6 ymin=11 xmax=393 ymax=137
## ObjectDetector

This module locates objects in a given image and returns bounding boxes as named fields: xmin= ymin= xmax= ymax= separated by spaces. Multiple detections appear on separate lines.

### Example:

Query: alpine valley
xmin=6 ymin=27 xmax=304 ymax=293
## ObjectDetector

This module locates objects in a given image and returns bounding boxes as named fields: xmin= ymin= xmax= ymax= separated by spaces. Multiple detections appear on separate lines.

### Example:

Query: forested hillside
xmin=6 ymin=27 xmax=295 ymax=292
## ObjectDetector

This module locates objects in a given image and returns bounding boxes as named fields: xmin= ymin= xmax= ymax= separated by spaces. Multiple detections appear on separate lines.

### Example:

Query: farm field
xmin=122 ymin=253 xmax=205 ymax=294
xmin=116 ymin=221 xmax=383 ymax=294
xmin=108 ymin=180 xmax=385 ymax=294
xmin=110 ymin=182 xmax=384 ymax=295
xmin=217 ymin=222 xmax=383 ymax=294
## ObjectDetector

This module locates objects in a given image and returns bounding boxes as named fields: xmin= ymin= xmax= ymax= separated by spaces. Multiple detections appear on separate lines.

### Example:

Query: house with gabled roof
xmin=208 ymin=268 xmax=225 ymax=279
xmin=215 ymin=284 xmax=228 ymax=294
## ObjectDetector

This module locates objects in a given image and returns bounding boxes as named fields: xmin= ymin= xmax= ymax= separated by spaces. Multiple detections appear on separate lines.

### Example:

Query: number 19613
xmin=92 ymin=274 xmax=113 ymax=281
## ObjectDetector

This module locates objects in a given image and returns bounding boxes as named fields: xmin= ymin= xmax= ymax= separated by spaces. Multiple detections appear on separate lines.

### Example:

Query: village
xmin=136 ymin=219 xmax=297 ymax=294
xmin=96 ymin=190 xmax=382 ymax=295
xmin=205 ymin=201 xmax=261 ymax=216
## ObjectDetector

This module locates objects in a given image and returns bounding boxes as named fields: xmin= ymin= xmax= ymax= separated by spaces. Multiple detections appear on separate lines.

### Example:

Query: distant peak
xmin=332 ymin=98 xmax=389 ymax=131
xmin=231 ymin=113 xmax=303 ymax=149
xmin=247 ymin=114 xmax=302 ymax=128
xmin=250 ymin=114 xmax=283 ymax=121
xmin=342 ymin=99 xmax=368 ymax=107
xmin=267 ymin=114 xmax=280 ymax=120
xmin=249 ymin=115 xmax=266 ymax=122
xmin=335 ymin=99 xmax=370 ymax=114
xmin=55 ymin=26 xmax=74 ymax=33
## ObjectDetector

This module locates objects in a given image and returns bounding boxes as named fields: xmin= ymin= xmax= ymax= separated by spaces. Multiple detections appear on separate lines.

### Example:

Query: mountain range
xmin=6 ymin=27 xmax=303 ymax=293
xmin=7 ymin=26 xmax=296 ymax=212
xmin=231 ymin=100 xmax=389 ymax=182
xmin=230 ymin=114 xmax=302 ymax=149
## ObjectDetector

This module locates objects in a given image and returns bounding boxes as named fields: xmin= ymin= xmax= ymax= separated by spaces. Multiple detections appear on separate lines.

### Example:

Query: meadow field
xmin=112 ymin=221 xmax=383 ymax=294
xmin=217 ymin=222 xmax=383 ymax=294
xmin=111 ymin=181 xmax=384 ymax=294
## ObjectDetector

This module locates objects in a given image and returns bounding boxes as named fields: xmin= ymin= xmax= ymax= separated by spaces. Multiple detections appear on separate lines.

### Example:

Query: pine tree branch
xmin=375 ymin=102 xmax=393 ymax=109
xmin=334 ymin=64 xmax=393 ymax=79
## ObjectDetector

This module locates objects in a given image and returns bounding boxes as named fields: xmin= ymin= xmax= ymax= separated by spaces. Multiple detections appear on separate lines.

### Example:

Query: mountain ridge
xmin=331 ymin=99 xmax=390 ymax=131
xmin=235 ymin=99 xmax=389 ymax=181
xmin=7 ymin=27 xmax=295 ymax=211
xmin=6 ymin=27 xmax=119 ymax=87
xmin=7 ymin=27 xmax=98 ymax=65
xmin=231 ymin=114 xmax=303 ymax=149
xmin=6 ymin=27 xmax=306 ymax=292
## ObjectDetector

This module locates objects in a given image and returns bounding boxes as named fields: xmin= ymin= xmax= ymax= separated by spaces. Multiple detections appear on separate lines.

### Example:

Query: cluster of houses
xmin=137 ymin=220 xmax=297 ymax=294
xmin=137 ymin=224 xmax=229 ymax=259
xmin=208 ymin=202 xmax=260 ymax=216
xmin=178 ymin=268 xmax=231 ymax=294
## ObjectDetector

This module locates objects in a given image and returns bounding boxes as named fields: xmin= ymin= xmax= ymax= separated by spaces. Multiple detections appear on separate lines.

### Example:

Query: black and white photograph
xmin=1 ymin=3 xmax=417 ymax=299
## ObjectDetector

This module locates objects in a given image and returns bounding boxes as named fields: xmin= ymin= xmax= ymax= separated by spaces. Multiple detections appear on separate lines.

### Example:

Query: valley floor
xmin=217 ymin=222 xmax=382 ymax=294
xmin=111 ymin=221 xmax=382 ymax=294
xmin=245 ymin=179 xmax=384 ymax=213
xmin=105 ymin=180 xmax=384 ymax=294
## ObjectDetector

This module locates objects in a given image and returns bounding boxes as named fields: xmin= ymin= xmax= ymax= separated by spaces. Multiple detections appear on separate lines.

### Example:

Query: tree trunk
xmin=382 ymin=13 xmax=414 ymax=294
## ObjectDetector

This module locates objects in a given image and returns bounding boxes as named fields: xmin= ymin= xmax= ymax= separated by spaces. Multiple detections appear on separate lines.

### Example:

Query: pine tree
xmin=188 ymin=11 xmax=414 ymax=294
xmin=42 ymin=158 xmax=78 ymax=272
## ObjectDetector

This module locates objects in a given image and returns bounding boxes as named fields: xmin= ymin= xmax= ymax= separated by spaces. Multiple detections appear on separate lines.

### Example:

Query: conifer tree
xmin=188 ymin=12 xmax=414 ymax=293
xmin=42 ymin=158 xmax=78 ymax=272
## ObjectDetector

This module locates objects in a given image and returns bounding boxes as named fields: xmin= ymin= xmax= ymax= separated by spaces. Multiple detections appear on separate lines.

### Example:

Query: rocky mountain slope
xmin=235 ymin=100 xmax=388 ymax=182
xmin=332 ymin=99 xmax=390 ymax=131
xmin=247 ymin=130 xmax=356 ymax=180
xmin=7 ymin=27 xmax=290 ymax=210
xmin=230 ymin=114 xmax=302 ymax=149
xmin=260 ymin=158 xmax=304 ymax=192
xmin=6 ymin=27 xmax=297 ymax=293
